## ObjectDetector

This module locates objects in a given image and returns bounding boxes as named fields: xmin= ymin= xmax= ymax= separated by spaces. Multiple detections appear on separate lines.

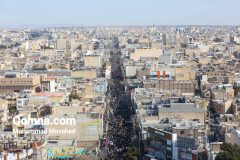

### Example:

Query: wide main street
xmin=100 ymin=37 xmax=140 ymax=160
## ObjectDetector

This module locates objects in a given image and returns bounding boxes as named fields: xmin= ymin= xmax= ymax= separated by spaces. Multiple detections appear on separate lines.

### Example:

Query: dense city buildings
xmin=1 ymin=24 xmax=240 ymax=160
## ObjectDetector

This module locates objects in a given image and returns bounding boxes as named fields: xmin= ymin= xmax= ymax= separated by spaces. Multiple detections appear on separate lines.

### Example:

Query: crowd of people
xmin=101 ymin=39 xmax=136 ymax=159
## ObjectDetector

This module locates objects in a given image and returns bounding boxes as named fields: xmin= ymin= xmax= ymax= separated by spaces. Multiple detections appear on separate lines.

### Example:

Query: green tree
xmin=124 ymin=146 xmax=139 ymax=160
xmin=236 ymin=86 xmax=240 ymax=93
xmin=216 ymin=143 xmax=240 ymax=160
xmin=69 ymin=93 xmax=80 ymax=102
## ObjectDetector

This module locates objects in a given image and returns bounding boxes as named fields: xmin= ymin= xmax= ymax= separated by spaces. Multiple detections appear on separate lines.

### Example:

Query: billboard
xmin=48 ymin=147 xmax=86 ymax=159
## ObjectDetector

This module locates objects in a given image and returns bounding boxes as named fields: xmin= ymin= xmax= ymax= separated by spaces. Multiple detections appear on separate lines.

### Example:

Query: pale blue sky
xmin=0 ymin=0 xmax=239 ymax=26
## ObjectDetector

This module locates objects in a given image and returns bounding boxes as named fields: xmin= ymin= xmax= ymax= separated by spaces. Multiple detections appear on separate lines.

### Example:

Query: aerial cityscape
xmin=0 ymin=0 xmax=240 ymax=160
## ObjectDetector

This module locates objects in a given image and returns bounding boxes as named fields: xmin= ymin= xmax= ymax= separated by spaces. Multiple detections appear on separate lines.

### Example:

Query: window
xmin=167 ymin=139 xmax=172 ymax=145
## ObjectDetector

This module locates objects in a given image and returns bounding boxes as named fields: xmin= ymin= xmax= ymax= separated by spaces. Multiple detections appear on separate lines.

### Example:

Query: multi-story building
xmin=0 ymin=99 xmax=8 ymax=123
xmin=143 ymin=80 xmax=195 ymax=95
xmin=56 ymin=38 xmax=67 ymax=50
xmin=145 ymin=127 xmax=178 ymax=160
xmin=225 ymin=128 xmax=240 ymax=145
xmin=84 ymin=55 xmax=102 ymax=67
xmin=0 ymin=75 xmax=40 ymax=95
xmin=158 ymin=103 xmax=206 ymax=124
xmin=159 ymin=53 xmax=172 ymax=64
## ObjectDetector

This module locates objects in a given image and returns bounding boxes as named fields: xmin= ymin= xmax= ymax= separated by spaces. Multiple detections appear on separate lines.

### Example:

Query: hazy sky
xmin=0 ymin=0 xmax=239 ymax=26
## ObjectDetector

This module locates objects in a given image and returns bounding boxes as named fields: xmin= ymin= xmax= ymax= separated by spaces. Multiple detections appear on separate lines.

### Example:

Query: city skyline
xmin=0 ymin=0 xmax=240 ymax=27
xmin=1 ymin=3 xmax=240 ymax=158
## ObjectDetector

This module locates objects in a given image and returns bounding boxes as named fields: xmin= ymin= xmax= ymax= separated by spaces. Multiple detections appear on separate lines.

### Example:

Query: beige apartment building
xmin=172 ymin=126 xmax=206 ymax=139
xmin=210 ymin=88 xmax=234 ymax=100
xmin=138 ymin=37 xmax=150 ymax=44
xmin=0 ymin=99 xmax=8 ymax=122
xmin=84 ymin=55 xmax=101 ymax=67
xmin=0 ymin=76 xmax=40 ymax=95
xmin=175 ymin=67 xmax=196 ymax=81
xmin=212 ymin=100 xmax=233 ymax=114
xmin=198 ymin=57 xmax=211 ymax=65
xmin=56 ymin=38 xmax=67 ymax=50
xmin=225 ymin=129 xmax=240 ymax=145
xmin=143 ymin=80 xmax=195 ymax=94
xmin=130 ymin=48 xmax=162 ymax=61
xmin=211 ymin=99 xmax=232 ymax=114
xmin=204 ymin=70 xmax=222 ymax=79
xmin=71 ymin=70 xmax=97 ymax=79
xmin=150 ymin=41 xmax=161 ymax=49
xmin=158 ymin=103 xmax=205 ymax=124
xmin=80 ymin=43 xmax=95 ymax=50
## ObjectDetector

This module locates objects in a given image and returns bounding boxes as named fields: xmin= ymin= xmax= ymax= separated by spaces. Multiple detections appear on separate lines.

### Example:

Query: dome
xmin=49 ymin=32 xmax=58 ymax=39
xmin=30 ymin=31 xmax=41 ymax=38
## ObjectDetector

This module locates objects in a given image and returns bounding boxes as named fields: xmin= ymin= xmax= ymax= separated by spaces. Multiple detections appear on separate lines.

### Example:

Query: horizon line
xmin=0 ymin=24 xmax=240 ymax=30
